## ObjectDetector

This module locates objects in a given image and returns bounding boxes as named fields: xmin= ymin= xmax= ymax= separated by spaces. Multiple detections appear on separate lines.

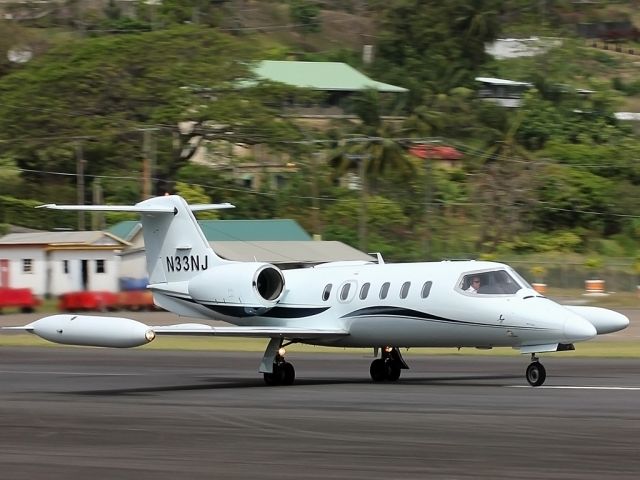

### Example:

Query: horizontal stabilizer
xmin=37 ymin=202 xmax=234 ymax=213
xmin=152 ymin=323 xmax=348 ymax=339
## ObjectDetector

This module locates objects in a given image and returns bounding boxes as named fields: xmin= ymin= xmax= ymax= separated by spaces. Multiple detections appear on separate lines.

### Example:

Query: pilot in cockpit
xmin=466 ymin=276 xmax=481 ymax=293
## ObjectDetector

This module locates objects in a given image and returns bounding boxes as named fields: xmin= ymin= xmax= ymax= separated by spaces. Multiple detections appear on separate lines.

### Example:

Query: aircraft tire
xmin=370 ymin=358 xmax=386 ymax=382
xmin=385 ymin=360 xmax=401 ymax=381
xmin=281 ymin=362 xmax=295 ymax=386
xmin=264 ymin=363 xmax=285 ymax=386
xmin=526 ymin=361 xmax=546 ymax=387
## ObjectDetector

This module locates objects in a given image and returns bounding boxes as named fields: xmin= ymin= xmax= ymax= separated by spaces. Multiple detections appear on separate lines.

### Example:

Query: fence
xmin=507 ymin=260 xmax=638 ymax=292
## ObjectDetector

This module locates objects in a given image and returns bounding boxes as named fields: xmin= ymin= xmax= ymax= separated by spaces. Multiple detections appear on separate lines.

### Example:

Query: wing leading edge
xmin=151 ymin=324 xmax=349 ymax=339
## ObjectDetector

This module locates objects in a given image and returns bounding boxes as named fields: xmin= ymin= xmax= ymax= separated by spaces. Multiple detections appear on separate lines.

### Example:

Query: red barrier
xmin=58 ymin=291 xmax=119 ymax=312
xmin=117 ymin=290 xmax=156 ymax=311
xmin=58 ymin=290 xmax=156 ymax=312
xmin=0 ymin=288 xmax=41 ymax=313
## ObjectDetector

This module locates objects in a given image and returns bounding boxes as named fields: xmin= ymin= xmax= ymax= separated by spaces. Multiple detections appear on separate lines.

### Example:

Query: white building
xmin=0 ymin=231 xmax=129 ymax=296
xmin=475 ymin=77 xmax=533 ymax=108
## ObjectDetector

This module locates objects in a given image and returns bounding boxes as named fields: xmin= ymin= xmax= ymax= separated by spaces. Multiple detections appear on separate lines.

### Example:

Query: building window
xmin=63 ymin=260 xmax=69 ymax=274
xmin=400 ymin=281 xmax=411 ymax=299
xmin=322 ymin=283 xmax=333 ymax=301
xmin=380 ymin=282 xmax=390 ymax=300
xmin=96 ymin=259 xmax=106 ymax=274
xmin=22 ymin=259 xmax=33 ymax=274
xmin=359 ymin=282 xmax=370 ymax=300
xmin=421 ymin=281 xmax=433 ymax=298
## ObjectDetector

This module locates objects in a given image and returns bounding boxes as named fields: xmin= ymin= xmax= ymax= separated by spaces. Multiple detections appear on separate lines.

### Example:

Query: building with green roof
xmin=109 ymin=219 xmax=310 ymax=245
xmin=253 ymin=60 xmax=408 ymax=93
xmin=110 ymin=219 xmax=371 ymax=280
xmin=251 ymin=60 xmax=408 ymax=120
xmin=187 ymin=61 xmax=408 ymax=191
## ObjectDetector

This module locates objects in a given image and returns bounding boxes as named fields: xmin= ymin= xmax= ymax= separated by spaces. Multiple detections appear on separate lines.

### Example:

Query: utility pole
xmin=141 ymin=128 xmax=156 ymax=199
xmin=347 ymin=153 xmax=369 ymax=252
xmin=423 ymin=156 xmax=432 ymax=259
xmin=92 ymin=178 xmax=104 ymax=231
xmin=75 ymin=141 xmax=86 ymax=231
xmin=310 ymin=151 xmax=321 ymax=238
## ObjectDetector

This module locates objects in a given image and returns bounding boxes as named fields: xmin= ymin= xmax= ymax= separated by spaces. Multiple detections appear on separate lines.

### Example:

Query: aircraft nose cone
xmin=564 ymin=316 xmax=597 ymax=342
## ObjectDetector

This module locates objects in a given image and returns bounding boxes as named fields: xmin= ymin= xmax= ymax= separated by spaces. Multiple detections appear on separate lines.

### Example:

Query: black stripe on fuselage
xmin=156 ymin=293 xmax=330 ymax=318
xmin=204 ymin=305 xmax=330 ymax=318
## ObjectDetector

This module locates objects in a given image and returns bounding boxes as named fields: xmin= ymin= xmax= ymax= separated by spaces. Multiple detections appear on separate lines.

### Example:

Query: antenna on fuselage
xmin=370 ymin=252 xmax=384 ymax=264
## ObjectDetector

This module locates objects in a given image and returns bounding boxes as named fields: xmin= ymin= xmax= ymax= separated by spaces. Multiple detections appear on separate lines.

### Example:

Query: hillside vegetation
xmin=1 ymin=0 xmax=640 ymax=279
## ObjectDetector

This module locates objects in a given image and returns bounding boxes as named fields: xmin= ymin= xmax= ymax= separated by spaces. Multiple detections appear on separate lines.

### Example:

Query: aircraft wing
xmin=2 ymin=316 xmax=347 ymax=348
xmin=151 ymin=323 xmax=349 ymax=339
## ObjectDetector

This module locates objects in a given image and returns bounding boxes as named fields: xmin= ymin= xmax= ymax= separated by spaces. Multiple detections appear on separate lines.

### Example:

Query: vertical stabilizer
xmin=136 ymin=195 xmax=227 ymax=284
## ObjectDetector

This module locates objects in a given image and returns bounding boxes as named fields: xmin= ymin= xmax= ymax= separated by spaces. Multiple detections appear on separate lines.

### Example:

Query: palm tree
xmin=471 ymin=107 xmax=540 ymax=250
xmin=329 ymin=124 xmax=413 ymax=188
xmin=451 ymin=0 xmax=501 ymax=68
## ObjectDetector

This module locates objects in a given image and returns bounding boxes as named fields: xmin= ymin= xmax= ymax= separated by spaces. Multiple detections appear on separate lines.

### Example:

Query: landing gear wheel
xmin=526 ymin=361 xmax=546 ymax=387
xmin=370 ymin=358 xmax=386 ymax=382
xmin=281 ymin=361 xmax=295 ymax=386
xmin=370 ymin=358 xmax=402 ymax=382
xmin=263 ymin=361 xmax=296 ymax=386
xmin=385 ymin=360 xmax=401 ymax=382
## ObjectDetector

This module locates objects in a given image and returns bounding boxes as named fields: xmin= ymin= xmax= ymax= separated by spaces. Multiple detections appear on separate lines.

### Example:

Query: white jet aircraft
xmin=4 ymin=194 xmax=629 ymax=387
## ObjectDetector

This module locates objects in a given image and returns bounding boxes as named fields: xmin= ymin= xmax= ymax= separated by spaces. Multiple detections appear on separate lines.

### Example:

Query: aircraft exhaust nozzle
xmin=27 ymin=315 xmax=155 ymax=348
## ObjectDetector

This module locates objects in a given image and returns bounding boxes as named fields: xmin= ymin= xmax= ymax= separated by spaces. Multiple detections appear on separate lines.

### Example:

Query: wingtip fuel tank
xmin=24 ymin=315 xmax=156 ymax=348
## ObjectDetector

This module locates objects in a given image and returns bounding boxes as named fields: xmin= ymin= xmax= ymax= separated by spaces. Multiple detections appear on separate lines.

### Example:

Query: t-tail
xmin=134 ymin=195 xmax=229 ymax=284
xmin=39 ymin=195 xmax=286 ymax=317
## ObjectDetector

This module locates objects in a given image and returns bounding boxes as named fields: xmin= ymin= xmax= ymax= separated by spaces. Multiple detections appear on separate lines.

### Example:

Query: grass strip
xmin=1 ymin=335 xmax=638 ymax=358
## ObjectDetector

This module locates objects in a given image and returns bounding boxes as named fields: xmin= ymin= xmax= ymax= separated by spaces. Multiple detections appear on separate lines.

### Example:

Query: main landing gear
xmin=526 ymin=354 xmax=547 ymax=387
xmin=263 ymin=354 xmax=295 ymax=386
xmin=370 ymin=346 xmax=409 ymax=382
xmin=261 ymin=337 xmax=296 ymax=386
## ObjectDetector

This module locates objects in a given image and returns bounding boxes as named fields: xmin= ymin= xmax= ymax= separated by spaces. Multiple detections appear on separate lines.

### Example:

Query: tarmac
xmin=0 ymin=348 xmax=638 ymax=479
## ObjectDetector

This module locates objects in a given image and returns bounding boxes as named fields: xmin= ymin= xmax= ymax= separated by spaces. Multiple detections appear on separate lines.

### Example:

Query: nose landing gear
xmin=370 ymin=346 xmax=409 ymax=382
xmin=526 ymin=354 xmax=547 ymax=387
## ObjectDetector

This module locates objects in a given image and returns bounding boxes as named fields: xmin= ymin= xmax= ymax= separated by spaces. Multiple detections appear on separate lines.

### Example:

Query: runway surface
xmin=0 ymin=348 xmax=638 ymax=479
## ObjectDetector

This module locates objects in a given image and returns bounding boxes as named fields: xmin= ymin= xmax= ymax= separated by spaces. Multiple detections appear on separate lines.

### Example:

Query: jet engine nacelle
xmin=26 ymin=315 xmax=156 ymax=348
xmin=187 ymin=262 xmax=285 ymax=309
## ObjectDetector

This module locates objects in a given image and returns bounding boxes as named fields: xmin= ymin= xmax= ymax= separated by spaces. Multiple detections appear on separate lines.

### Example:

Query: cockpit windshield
xmin=458 ymin=269 xmax=524 ymax=295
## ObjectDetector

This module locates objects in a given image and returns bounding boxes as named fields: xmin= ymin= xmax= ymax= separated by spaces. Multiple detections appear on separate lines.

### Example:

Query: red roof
xmin=408 ymin=144 xmax=463 ymax=160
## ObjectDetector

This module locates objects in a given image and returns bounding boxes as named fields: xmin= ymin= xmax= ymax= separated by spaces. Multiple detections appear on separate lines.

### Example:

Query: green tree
xmin=0 ymin=26 xmax=300 ymax=203
xmin=289 ymin=0 xmax=321 ymax=33
xmin=371 ymin=0 xmax=501 ymax=103
xmin=323 ymin=195 xmax=411 ymax=259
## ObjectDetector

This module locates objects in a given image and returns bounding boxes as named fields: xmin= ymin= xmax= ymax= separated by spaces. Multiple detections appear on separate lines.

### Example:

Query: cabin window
xmin=380 ymin=282 xmax=390 ymax=299
xmin=400 ymin=281 xmax=411 ymax=299
xmin=359 ymin=282 xmax=370 ymax=300
xmin=63 ymin=260 xmax=69 ymax=274
xmin=96 ymin=259 xmax=106 ymax=274
xmin=421 ymin=281 xmax=433 ymax=298
xmin=340 ymin=283 xmax=351 ymax=301
xmin=322 ymin=283 xmax=333 ymax=301
xmin=22 ymin=259 xmax=33 ymax=274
